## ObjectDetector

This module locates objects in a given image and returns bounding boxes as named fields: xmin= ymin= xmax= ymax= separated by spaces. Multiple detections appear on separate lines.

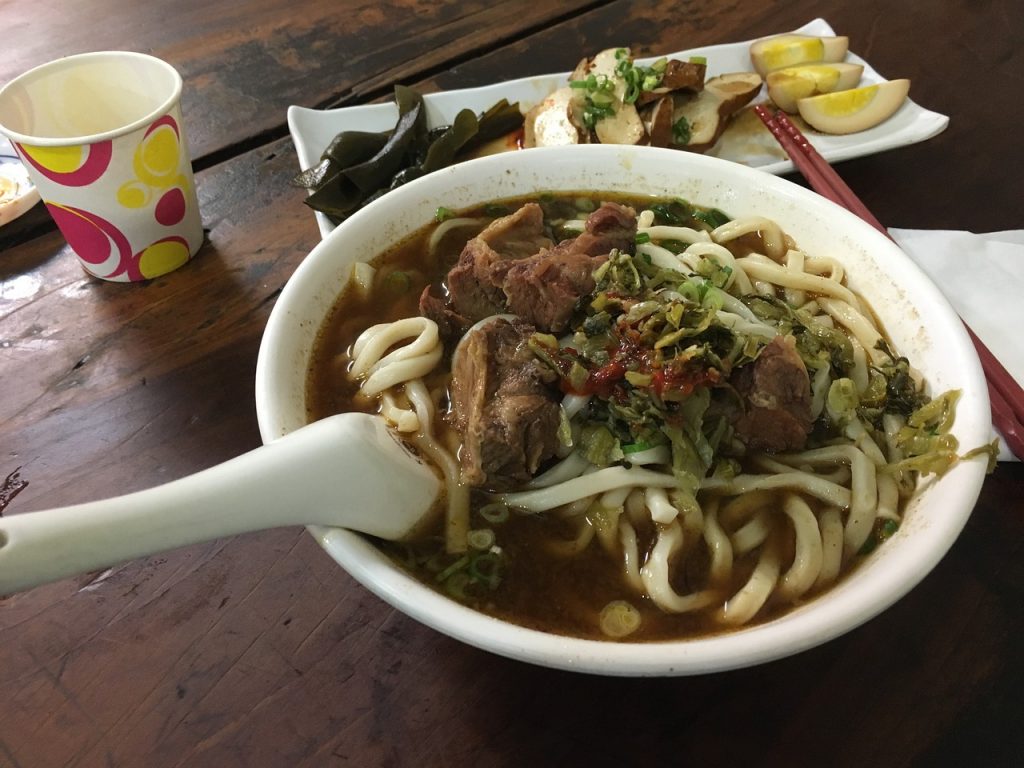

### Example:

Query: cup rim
xmin=0 ymin=51 xmax=184 ymax=147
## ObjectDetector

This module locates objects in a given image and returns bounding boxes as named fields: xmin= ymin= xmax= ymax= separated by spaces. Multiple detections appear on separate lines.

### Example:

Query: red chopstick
xmin=754 ymin=104 xmax=1024 ymax=459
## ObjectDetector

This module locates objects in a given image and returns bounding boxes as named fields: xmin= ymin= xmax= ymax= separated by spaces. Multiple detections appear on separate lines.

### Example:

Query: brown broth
xmin=306 ymin=193 xmax=875 ymax=641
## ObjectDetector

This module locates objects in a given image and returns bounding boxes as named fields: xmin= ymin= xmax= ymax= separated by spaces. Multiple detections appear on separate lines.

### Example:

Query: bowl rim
xmin=256 ymin=144 xmax=990 ymax=676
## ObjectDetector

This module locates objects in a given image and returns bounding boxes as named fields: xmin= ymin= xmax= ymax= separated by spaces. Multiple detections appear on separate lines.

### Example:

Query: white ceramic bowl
xmin=256 ymin=144 xmax=990 ymax=676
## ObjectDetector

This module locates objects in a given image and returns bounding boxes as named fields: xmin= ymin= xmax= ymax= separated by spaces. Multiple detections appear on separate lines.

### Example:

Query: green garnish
xmin=479 ymin=502 xmax=510 ymax=524
xmin=381 ymin=270 xmax=412 ymax=294
xmin=614 ymin=48 xmax=667 ymax=104
xmin=467 ymin=528 xmax=496 ymax=551
xmin=569 ymin=72 xmax=617 ymax=128
xmin=433 ymin=548 xmax=505 ymax=596
xmin=672 ymin=116 xmax=692 ymax=146
xmin=484 ymin=203 xmax=513 ymax=217
xmin=692 ymin=207 xmax=732 ymax=229
xmin=650 ymin=199 xmax=693 ymax=226
xmin=859 ymin=518 xmax=900 ymax=555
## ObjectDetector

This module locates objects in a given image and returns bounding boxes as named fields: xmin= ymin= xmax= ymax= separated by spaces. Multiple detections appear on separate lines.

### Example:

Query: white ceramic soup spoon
xmin=0 ymin=413 xmax=441 ymax=596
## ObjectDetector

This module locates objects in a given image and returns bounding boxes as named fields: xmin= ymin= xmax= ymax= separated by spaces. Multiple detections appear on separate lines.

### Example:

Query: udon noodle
xmin=307 ymin=193 xmax=979 ymax=641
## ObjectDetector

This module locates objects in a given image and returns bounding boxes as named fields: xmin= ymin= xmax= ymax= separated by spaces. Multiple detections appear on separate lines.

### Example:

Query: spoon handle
xmin=0 ymin=414 xmax=440 ymax=595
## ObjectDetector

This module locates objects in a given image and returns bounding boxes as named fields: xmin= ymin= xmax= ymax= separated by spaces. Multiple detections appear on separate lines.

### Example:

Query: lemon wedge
xmin=797 ymin=79 xmax=910 ymax=134
xmin=766 ymin=62 xmax=864 ymax=113
xmin=750 ymin=34 xmax=849 ymax=77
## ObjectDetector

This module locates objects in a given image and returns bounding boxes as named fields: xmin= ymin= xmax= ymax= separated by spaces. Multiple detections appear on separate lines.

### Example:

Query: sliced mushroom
xmin=523 ymin=87 xmax=585 ymax=148
xmin=594 ymin=100 xmax=645 ymax=145
xmin=565 ymin=47 xmax=644 ymax=145
xmin=644 ymin=96 xmax=675 ymax=147
xmin=672 ymin=72 xmax=763 ymax=152
xmin=569 ymin=56 xmax=591 ymax=83
xmin=638 ymin=59 xmax=708 ymax=106
xmin=590 ymin=47 xmax=627 ymax=82
xmin=662 ymin=59 xmax=708 ymax=92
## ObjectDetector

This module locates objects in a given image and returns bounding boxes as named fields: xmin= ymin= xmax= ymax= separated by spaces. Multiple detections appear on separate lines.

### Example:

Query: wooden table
xmin=2 ymin=1 xmax=1022 ymax=765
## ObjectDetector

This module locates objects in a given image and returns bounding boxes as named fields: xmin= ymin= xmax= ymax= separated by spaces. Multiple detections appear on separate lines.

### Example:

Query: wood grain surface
xmin=1 ymin=1 xmax=1022 ymax=766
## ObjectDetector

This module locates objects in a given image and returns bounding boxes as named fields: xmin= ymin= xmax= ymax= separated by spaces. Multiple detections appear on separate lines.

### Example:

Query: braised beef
xmin=501 ymin=248 xmax=602 ymax=333
xmin=445 ymin=203 xmax=553 ymax=322
xmin=572 ymin=201 xmax=637 ymax=257
xmin=732 ymin=335 xmax=813 ymax=452
xmin=449 ymin=317 xmax=561 ymax=490
xmin=432 ymin=201 xmax=637 ymax=337
xmin=418 ymin=285 xmax=468 ymax=342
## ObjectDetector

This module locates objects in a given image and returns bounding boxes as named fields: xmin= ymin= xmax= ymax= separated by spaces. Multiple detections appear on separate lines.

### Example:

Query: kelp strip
xmin=293 ymin=86 xmax=524 ymax=223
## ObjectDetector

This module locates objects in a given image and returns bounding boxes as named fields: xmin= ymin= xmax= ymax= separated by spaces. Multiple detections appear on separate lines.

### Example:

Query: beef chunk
xmin=497 ymin=202 xmax=635 ymax=332
xmin=419 ymin=285 xmax=469 ymax=342
xmin=435 ymin=201 xmax=638 ymax=338
xmin=445 ymin=204 xmax=554 ymax=322
xmin=449 ymin=317 xmax=561 ymax=490
xmin=732 ymin=335 xmax=813 ymax=452
xmin=572 ymin=201 xmax=637 ymax=257
xmin=501 ymin=248 xmax=601 ymax=334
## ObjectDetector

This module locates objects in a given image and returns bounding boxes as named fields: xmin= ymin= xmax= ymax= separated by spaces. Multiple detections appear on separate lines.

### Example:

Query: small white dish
xmin=0 ymin=136 xmax=40 ymax=227
xmin=288 ymin=18 xmax=949 ymax=240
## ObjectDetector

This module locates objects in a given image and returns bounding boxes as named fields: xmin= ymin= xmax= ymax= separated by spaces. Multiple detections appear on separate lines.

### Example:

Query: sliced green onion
xmin=879 ymin=519 xmax=899 ymax=540
xmin=467 ymin=528 xmax=496 ymax=551
xmin=859 ymin=518 xmax=901 ymax=556
xmin=484 ymin=203 xmax=513 ymax=217
xmin=635 ymin=231 xmax=651 ymax=244
xmin=479 ymin=502 xmax=510 ymax=524
xmin=381 ymin=270 xmax=411 ymax=293
xmin=599 ymin=600 xmax=642 ymax=638
xmin=689 ymin=55 xmax=707 ymax=65
xmin=444 ymin=570 xmax=471 ymax=599
xmin=469 ymin=553 xmax=503 ymax=589
xmin=692 ymin=207 xmax=731 ymax=228
xmin=672 ymin=116 xmax=692 ymax=145
xmin=435 ymin=206 xmax=455 ymax=222
xmin=435 ymin=554 xmax=470 ymax=583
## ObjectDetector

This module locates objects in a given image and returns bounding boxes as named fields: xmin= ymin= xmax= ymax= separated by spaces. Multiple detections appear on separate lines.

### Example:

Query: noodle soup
xmin=307 ymin=192 xmax=975 ymax=642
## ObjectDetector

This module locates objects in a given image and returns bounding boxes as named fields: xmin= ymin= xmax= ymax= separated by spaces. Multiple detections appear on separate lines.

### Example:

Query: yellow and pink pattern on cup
xmin=0 ymin=52 xmax=204 ymax=282
xmin=15 ymin=108 xmax=200 ymax=281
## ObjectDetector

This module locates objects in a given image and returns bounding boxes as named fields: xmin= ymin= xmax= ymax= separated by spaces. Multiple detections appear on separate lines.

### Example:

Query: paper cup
xmin=0 ymin=51 xmax=203 ymax=282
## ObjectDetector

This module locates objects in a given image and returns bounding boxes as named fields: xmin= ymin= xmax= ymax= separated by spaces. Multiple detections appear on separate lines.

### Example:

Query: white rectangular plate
xmin=288 ymin=18 xmax=949 ymax=239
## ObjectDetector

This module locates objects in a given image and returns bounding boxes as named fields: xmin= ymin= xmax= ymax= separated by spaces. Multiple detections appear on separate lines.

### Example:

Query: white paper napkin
xmin=889 ymin=228 xmax=1023 ymax=461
